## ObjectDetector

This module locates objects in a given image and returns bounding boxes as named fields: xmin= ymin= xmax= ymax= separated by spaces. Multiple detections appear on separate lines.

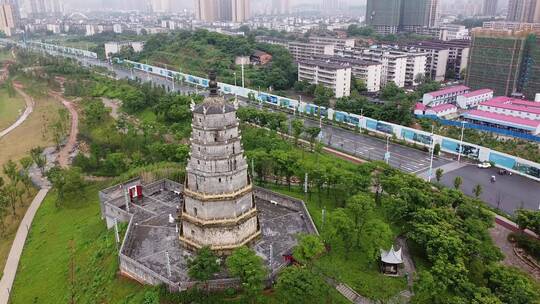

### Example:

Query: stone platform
xmin=99 ymin=178 xmax=318 ymax=290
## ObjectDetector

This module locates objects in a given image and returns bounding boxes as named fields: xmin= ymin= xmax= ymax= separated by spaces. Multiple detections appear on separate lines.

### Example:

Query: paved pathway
xmin=0 ymin=84 xmax=34 ymax=139
xmin=49 ymin=91 xmax=79 ymax=168
xmin=0 ymin=188 xmax=49 ymax=304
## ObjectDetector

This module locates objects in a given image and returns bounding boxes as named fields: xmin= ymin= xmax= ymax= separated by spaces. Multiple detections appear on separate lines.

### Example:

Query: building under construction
xmin=466 ymin=27 xmax=540 ymax=99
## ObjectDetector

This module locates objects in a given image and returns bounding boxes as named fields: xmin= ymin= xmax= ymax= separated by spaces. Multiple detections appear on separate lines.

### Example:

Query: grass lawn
xmin=10 ymin=183 xmax=150 ymax=304
xmin=0 ymin=49 xmax=14 ymax=62
xmin=261 ymin=183 xmax=408 ymax=301
xmin=0 ymin=92 xmax=64 ymax=272
xmin=0 ymin=88 xmax=26 ymax=131
xmin=9 ymin=180 xmax=350 ymax=304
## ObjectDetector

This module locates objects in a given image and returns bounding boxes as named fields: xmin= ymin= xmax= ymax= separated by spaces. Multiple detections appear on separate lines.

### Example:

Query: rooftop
xmin=463 ymin=110 xmax=540 ymax=129
xmin=426 ymin=85 xmax=470 ymax=98
xmin=102 ymin=179 xmax=318 ymax=287
xmin=428 ymin=103 xmax=457 ymax=113
xmin=480 ymin=96 xmax=540 ymax=115
xmin=193 ymin=97 xmax=236 ymax=115
xmin=461 ymin=89 xmax=493 ymax=98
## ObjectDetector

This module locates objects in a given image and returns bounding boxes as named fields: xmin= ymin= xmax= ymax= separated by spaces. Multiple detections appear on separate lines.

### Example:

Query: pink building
xmin=477 ymin=97 xmax=540 ymax=120
xmin=422 ymin=85 xmax=470 ymax=106
xmin=456 ymin=89 xmax=494 ymax=109
xmin=425 ymin=104 xmax=458 ymax=117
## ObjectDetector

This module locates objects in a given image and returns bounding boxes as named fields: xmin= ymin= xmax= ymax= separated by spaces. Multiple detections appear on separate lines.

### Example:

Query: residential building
xmin=0 ymin=4 xmax=15 ymax=36
xmin=272 ymin=0 xmax=289 ymax=15
xmin=314 ymin=55 xmax=383 ymax=92
xmin=288 ymin=41 xmax=335 ymax=61
xmin=406 ymin=43 xmax=449 ymax=81
xmin=232 ymin=0 xmax=250 ymax=22
xmin=405 ymin=51 xmax=429 ymax=86
xmin=400 ymin=0 xmax=439 ymax=29
xmin=483 ymin=0 xmax=498 ymax=16
xmin=365 ymin=0 xmax=402 ymax=34
xmin=483 ymin=21 xmax=540 ymax=31
xmin=46 ymin=23 xmax=60 ymax=34
xmin=113 ymin=24 xmax=123 ymax=33
xmin=308 ymin=36 xmax=355 ymax=51
xmin=441 ymin=24 xmax=470 ymax=40
xmin=366 ymin=0 xmax=439 ymax=34
xmin=466 ymin=28 xmax=540 ymax=99
xmin=255 ymin=36 xmax=288 ymax=47
xmin=507 ymin=0 xmax=540 ymax=23
xmin=456 ymin=89 xmax=494 ymax=109
xmin=358 ymin=47 xmax=412 ymax=88
xmin=422 ymin=85 xmax=470 ymax=106
xmin=194 ymin=0 xmax=250 ymax=22
xmin=297 ymin=59 xmax=352 ymax=98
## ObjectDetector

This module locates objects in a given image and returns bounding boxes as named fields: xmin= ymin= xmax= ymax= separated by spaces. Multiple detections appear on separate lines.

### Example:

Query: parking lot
xmin=441 ymin=165 xmax=540 ymax=214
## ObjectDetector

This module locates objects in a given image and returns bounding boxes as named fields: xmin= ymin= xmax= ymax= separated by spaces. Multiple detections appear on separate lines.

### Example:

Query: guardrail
xmin=4 ymin=39 xmax=539 ymax=182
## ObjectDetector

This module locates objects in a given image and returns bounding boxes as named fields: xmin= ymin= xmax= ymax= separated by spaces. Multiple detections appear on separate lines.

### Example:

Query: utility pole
xmin=458 ymin=121 xmax=465 ymax=163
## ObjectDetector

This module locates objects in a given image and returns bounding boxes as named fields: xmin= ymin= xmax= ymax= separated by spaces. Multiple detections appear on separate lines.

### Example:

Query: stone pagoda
xmin=179 ymin=72 xmax=261 ymax=253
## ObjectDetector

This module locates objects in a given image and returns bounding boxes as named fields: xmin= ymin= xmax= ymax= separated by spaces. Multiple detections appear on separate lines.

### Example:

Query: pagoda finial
xmin=208 ymin=70 xmax=218 ymax=97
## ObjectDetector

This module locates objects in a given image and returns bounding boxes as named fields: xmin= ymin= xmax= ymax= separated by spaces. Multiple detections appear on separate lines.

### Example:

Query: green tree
xmin=293 ymin=234 xmax=325 ymax=266
xmin=486 ymin=264 xmax=539 ymax=304
xmin=304 ymin=127 xmax=321 ymax=151
xmin=275 ymin=267 xmax=327 ymax=304
xmin=515 ymin=209 xmax=540 ymax=234
xmin=433 ymin=143 xmax=441 ymax=155
xmin=435 ymin=168 xmax=444 ymax=182
xmin=453 ymin=176 xmax=463 ymax=190
xmin=291 ymin=119 xmax=304 ymax=146
xmin=473 ymin=184 xmax=483 ymax=198
xmin=30 ymin=146 xmax=46 ymax=174
xmin=188 ymin=246 xmax=220 ymax=291
xmin=225 ymin=246 xmax=267 ymax=301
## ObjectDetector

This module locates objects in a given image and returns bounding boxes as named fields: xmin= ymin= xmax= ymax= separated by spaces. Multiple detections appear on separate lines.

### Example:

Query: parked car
xmin=477 ymin=162 xmax=492 ymax=169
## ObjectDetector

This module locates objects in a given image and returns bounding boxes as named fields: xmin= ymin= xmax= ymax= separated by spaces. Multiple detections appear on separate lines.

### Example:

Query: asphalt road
xmin=441 ymin=165 xmax=540 ymax=214
xmin=43 ymin=51 xmax=540 ymax=214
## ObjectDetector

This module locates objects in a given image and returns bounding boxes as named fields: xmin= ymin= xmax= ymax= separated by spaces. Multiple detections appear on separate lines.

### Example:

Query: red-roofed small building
xmin=456 ymin=89 xmax=493 ymax=109
xmin=422 ymin=85 xmax=470 ymax=106
xmin=425 ymin=103 xmax=458 ymax=117
xmin=414 ymin=102 xmax=426 ymax=115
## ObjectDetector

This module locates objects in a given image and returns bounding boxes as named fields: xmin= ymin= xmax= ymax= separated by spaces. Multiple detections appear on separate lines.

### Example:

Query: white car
xmin=477 ymin=162 xmax=492 ymax=169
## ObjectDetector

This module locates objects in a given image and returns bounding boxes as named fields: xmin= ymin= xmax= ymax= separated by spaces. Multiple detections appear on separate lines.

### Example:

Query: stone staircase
xmin=335 ymin=283 xmax=373 ymax=304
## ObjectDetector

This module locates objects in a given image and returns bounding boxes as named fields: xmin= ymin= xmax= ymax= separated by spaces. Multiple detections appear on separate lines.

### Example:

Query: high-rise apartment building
xmin=150 ymin=0 xmax=171 ymax=13
xmin=366 ymin=0 xmax=439 ymax=34
xmin=271 ymin=0 xmax=288 ymax=15
xmin=466 ymin=28 xmax=540 ymax=99
xmin=483 ymin=0 xmax=498 ymax=16
xmin=401 ymin=0 xmax=439 ymax=29
xmin=194 ymin=0 xmax=249 ymax=22
xmin=28 ymin=0 xmax=62 ymax=15
xmin=0 ymin=3 xmax=15 ymax=36
xmin=507 ymin=0 xmax=540 ymax=23
xmin=366 ymin=0 xmax=402 ymax=34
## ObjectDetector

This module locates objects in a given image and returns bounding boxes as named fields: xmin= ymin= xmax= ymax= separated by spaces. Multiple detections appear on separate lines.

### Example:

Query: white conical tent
xmin=380 ymin=245 xmax=403 ymax=264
